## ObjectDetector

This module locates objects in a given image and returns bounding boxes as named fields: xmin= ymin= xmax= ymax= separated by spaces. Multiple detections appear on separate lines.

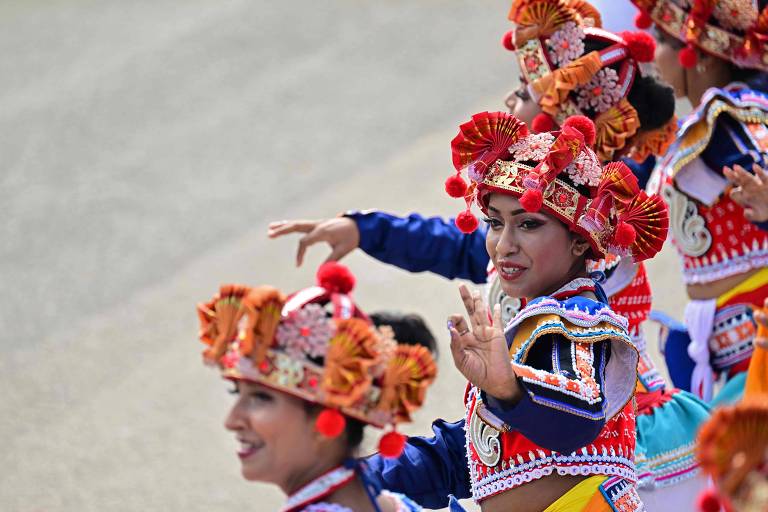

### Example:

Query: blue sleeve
xmin=346 ymin=210 xmax=490 ymax=284
xmin=701 ymin=116 xmax=758 ymax=176
xmin=700 ymin=117 xmax=768 ymax=229
xmin=364 ymin=419 xmax=471 ymax=509
xmin=482 ymin=336 xmax=609 ymax=454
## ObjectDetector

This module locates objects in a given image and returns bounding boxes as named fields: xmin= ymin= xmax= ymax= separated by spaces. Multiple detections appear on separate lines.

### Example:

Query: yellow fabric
xmin=543 ymin=475 xmax=609 ymax=512
xmin=716 ymin=268 xmax=768 ymax=307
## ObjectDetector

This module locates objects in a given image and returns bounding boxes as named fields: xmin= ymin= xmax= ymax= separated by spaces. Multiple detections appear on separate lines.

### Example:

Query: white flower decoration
xmin=547 ymin=22 xmax=585 ymax=65
xmin=276 ymin=303 xmax=333 ymax=359
xmin=508 ymin=133 xmax=556 ymax=162
xmin=566 ymin=150 xmax=602 ymax=187
xmin=576 ymin=68 xmax=623 ymax=113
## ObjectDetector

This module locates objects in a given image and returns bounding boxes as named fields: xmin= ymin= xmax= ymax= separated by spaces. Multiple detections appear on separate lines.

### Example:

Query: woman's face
xmin=224 ymin=380 xmax=326 ymax=490
xmin=484 ymin=193 xmax=589 ymax=300
xmin=504 ymin=83 xmax=542 ymax=125
xmin=654 ymin=34 xmax=686 ymax=97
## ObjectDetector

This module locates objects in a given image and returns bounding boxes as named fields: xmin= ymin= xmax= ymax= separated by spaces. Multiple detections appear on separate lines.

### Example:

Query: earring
xmin=696 ymin=60 xmax=708 ymax=73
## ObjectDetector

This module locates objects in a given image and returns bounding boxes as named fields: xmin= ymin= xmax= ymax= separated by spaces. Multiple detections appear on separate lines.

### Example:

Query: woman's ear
xmin=570 ymin=235 xmax=590 ymax=258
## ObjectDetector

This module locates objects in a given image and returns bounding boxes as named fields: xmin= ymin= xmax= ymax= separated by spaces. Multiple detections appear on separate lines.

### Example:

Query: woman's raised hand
xmin=267 ymin=217 xmax=360 ymax=267
xmin=448 ymin=284 xmax=521 ymax=402
xmin=725 ymin=164 xmax=768 ymax=223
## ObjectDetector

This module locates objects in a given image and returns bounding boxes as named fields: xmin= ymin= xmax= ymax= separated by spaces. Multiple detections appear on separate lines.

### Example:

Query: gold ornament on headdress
xmin=594 ymin=99 xmax=641 ymax=161
xmin=530 ymin=51 xmax=603 ymax=116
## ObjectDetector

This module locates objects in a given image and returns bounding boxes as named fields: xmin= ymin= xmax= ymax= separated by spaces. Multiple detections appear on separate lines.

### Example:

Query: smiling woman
xmin=196 ymin=262 xmax=437 ymax=512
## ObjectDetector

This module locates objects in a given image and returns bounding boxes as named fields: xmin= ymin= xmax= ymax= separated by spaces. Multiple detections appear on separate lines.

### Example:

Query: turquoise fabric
xmin=635 ymin=390 xmax=710 ymax=489
xmin=710 ymin=371 xmax=747 ymax=407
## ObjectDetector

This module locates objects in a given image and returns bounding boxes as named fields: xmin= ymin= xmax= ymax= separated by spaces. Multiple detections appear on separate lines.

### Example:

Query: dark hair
xmin=583 ymin=38 xmax=676 ymax=132
xmin=369 ymin=311 xmax=438 ymax=356
xmin=303 ymin=402 xmax=366 ymax=454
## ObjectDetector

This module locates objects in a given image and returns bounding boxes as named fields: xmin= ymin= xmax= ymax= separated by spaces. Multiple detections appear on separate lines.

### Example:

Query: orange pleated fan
xmin=451 ymin=112 xmax=529 ymax=173
xmin=322 ymin=318 xmax=379 ymax=408
xmin=377 ymin=345 xmax=438 ymax=423
xmin=567 ymin=0 xmax=602 ymax=27
xmin=508 ymin=0 xmax=578 ymax=42
xmin=697 ymin=400 xmax=768 ymax=496
xmin=197 ymin=284 xmax=251 ymax=363
xmin=240 ymin=286 xmax=286 ymax=364
xmin=616 ymin=191 xmax=669 ymax=261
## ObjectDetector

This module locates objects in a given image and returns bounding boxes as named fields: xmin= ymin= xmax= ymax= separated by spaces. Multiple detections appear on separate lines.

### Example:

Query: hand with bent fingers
xmin=267 ymin=217 xmax=360 ymax=267
xmin=724 ymin=164 xmax=768 ymax=223
xmin=448 ymin=284 xmax=521 ymax=403
xmin=755 ymin=298 xmax=768 ymax=349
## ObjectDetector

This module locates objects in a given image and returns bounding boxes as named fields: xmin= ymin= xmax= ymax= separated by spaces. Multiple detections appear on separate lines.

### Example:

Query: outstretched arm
xmin=364 ymin=419 xmax=471 ymax=509
xmin=269 ymin=211 xmax=490 ymax=283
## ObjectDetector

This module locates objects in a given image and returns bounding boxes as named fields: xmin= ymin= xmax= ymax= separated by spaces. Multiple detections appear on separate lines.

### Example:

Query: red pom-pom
xmin=315 ymin=408 xmax=346 ymax=438
xmin=520 ymin=189 xmax=543 ymax=212
xmin=445 ymin=174 xmax=468 ymax=198
xmin=455 ymin=210 xmax=479 ymax=233
xmin=317 ymin=262 xmax=356 ymax=294
xmin=696 ymin=488 xmax=722 ymax=512
xmin=634 ymin=11 xmax=653 ymax=29
xmin=502 ymin=31 xmax=516 ymax=51
xmin=614 ymin=221 xmax=637 ymax=247
xmin=531 ymin=113 xmax=555 ymax=133
xmin=679 ymin=44 xmax=697 ymax=68
xmin=562 ymin=115 xmax=596 ymax=146
xmin=621 ymin=31 xmax=656 ymax=63
xmin=378 ymin=431 xmax=407 ymax=458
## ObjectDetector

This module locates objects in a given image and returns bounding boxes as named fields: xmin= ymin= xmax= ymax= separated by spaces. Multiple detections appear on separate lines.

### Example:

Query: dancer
xmin=631 ymin=0 xmax=768 ymax=403
xmin=366 ymin=112 xmax=668 ymax=511
xmin=271 ymin=1 xmax=709 ymax=506
xmin=197 ymin=262 xmax=437 ymax=512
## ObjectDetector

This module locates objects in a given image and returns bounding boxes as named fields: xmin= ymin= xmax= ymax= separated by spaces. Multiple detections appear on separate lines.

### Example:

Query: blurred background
xmin=0 ymin=1 xmax=683 ymax=510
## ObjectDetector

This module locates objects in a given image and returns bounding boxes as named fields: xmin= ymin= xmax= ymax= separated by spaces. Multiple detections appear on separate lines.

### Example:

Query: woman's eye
xmin=482 ymin=217 xmax=503 ymax=229
xmin=520 ymin=219 xmax=542 ymax=230
xmin=251 ymin=392 xmax=273 ymax=402
xmin=227 ymin=386 xmax=239 ymax=396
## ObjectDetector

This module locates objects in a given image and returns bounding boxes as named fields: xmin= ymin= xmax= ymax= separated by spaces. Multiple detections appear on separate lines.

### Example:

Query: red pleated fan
xmin=451 ymin=112 xmax=529 ymax=172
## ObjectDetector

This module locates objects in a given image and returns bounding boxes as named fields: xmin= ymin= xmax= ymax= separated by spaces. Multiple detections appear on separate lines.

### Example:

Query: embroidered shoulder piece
xmin=506 ymin=295 xmax=637 ymax=420
xmin=663 ymin=85 xmax=768 ymax=177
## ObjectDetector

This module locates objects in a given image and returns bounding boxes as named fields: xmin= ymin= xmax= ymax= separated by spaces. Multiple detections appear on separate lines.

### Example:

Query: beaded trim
xmin=635 ymin=440 xmax=700 ymax=489
xmin=464 ymin=389 xmax=638 ymax=503
xmin=282 ymin=466 xmax=356 ymax=512
xmin=506 ymin=297 xmax=630 ymax=334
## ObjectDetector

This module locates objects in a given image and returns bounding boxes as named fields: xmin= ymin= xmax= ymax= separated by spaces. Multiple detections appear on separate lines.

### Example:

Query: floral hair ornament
xmin=505 ymin=0 xmax=658 ymax=160
xmin=446 ymin=111 xmax=669 ymax=261
xmin=632 ymin=0 xmax=768 ymax=71
xmin=197 ymin=262 xmax=437 ymax=458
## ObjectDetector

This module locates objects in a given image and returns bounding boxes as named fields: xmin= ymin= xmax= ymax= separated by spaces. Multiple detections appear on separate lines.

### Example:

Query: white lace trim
xmin=283 ymin=466 xmax=355 ymax=511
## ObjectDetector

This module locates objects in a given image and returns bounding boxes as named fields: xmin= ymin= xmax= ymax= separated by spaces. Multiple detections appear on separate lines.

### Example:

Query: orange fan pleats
xmin=451 ymin=112 xmax=529 ymax=172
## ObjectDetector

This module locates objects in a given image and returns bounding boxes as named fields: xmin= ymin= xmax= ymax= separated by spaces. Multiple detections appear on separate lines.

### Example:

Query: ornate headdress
xmin=503 ymin=0 xmax=677 ymax=161
xmin=632 ymin=0 xmax=768 ymax=71
xmin=197 ymin=262 xmax=437 ymax=457
xmin=445 ymin=111 xmax=668 ymax=262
